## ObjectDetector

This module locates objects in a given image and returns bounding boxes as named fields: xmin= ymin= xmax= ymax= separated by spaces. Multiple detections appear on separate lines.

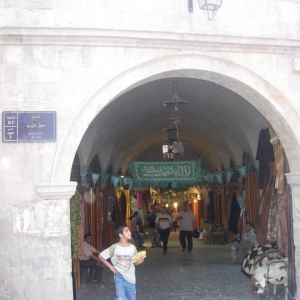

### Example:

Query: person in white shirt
xmin=79 ymin=233 xmax=104 ymax=283
xmin=176 ymin=203 xmax=196 ymax=253
xmin=155 ymin=207 xmax=172 ymax=255
xmin=237 ymin=221 xmax=258 ymax=263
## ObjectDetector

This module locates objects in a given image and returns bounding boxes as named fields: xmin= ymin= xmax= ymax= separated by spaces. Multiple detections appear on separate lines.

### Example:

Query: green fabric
xmin=70 ymin=191 xmax=81 ymax=260
xmin=128 ymin=160 xmax=201 ymax=183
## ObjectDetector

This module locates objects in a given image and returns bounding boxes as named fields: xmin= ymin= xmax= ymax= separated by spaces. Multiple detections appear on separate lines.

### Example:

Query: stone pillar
xmin=286 ymin=172 xmax=300 ymax=298
xmin=1 ymin=182 xmax=76 ymax=300
xmin=37 ymin=182 xmax=77 ymax=300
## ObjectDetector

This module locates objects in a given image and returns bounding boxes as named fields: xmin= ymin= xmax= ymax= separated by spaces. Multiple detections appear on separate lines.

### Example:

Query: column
xmin=285 ymin=172 xmax=300 ymax=298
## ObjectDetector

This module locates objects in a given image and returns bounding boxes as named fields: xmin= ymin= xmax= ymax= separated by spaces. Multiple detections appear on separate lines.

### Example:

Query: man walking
xmin=155 ymin=207 xmax=172 ymax=255
xmin=177 ymin=203 xmax=196 ymax=253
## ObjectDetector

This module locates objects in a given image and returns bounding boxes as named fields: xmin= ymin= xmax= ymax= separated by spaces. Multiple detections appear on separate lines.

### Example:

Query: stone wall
xmin=1 ymin=0 xmax=300 ymax=298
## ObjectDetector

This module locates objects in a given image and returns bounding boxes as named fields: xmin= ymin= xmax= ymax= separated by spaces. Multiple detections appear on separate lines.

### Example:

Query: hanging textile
xmin=277 ymin=191 xmax=288 ymax=256
xmin=137 ymin=191 xmax=143 ymax=209
xmin=266 ymin=188 xmax=277 ymax=243
xmin=243 ymin=152 xmax=255 ymax=174
xmin=225 ymin=190 xmax=234 ymax=231
xmin=215 ymin=173 xmax=223 ymax=185
xmin=225 ymin=170 xmax=234 ymax=182
xmin=244 ymin=172 xmax=260 ymax=225
xmin=80 ymin=170 xmax=87 ymax=183
xmin=228 ymin=193 xmax=241 ymax=234
xmin=256 ymin=128 xmax=275 ymax=189
xmin=130 ymin=191 xmax=138 ymax=213
xmin=138 ymin=209 xmax=145 ymax=226
xmin=116 ymin=192 xmax=126 ymax=224
xmin=92 ymin=173 xmax=100 ymax=186
xmin=111 ymin=175 xmax=120 ymax=189
xmin=125 ymin=190 xmax=131 ymax=228
xmin=208 ymin=191 xmax=215 ymax=222
xmin=220 ymin=189 xmax=226 ymax=227
xmin=269 ymin=126 xmax=286 ymax=194
xmin=120 ymin=193 xmax=126 ymax=221
xmin=213 ymin=189 xmax=222 ymax=225
xmin=255 ymin=176 xmax=275 ymax=246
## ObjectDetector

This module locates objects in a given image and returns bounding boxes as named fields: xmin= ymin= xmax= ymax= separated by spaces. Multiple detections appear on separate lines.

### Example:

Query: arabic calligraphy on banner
xmin=128 ymin=160 xmax=201 ymax=182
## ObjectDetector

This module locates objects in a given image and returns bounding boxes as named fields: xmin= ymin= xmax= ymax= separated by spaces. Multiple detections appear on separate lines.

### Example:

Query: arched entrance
xmin=46 ymin=55 xmax=300 ymax=297
xmin=51 ymin=55 xmax=300 ymax=182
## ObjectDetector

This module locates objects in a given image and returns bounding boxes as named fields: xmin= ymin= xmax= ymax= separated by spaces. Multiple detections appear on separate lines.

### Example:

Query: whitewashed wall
xmin=0 ymin=0 xmax=300 ymax=299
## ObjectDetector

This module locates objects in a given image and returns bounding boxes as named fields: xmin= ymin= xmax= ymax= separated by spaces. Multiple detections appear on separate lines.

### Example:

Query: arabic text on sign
xmin=139 ymin=165 xmax=191 ymax=178
xmin=26 ymin=123 xmax=46 ymax=129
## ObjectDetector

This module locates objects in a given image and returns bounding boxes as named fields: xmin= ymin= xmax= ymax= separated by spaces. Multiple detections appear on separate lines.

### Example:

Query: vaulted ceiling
xmin=79 ymin=76 xmax=269 ymax=175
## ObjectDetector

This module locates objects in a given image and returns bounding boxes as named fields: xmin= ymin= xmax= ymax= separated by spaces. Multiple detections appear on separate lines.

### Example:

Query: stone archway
xmin=51 ymin=54 xmax=300 ymax=183
xmin=47 ymin=54 xmax=300 ymax=296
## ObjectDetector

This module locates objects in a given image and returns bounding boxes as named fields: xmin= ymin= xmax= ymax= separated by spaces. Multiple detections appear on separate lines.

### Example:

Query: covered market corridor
xmin=75 ymin=231 xmax=287 ymax=300
xmin=69 ymin=73 xmax=296 ymax=299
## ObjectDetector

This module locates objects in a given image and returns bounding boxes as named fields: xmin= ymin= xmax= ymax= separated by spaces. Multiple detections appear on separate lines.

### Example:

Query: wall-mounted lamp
xmin=197 ymin=0 xmax=222 ymax=20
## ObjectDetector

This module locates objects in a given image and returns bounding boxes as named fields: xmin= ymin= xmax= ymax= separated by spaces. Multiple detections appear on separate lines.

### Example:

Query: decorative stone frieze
xmin=294 ymin=57 xmax=300 ymax=71
xmin=36 ymin=182 xmax=77 ymax=200
xmin=6 ymin=0 xmax=53 ymax=9
xmin=286 ymin=173 xmax=300 ymax=188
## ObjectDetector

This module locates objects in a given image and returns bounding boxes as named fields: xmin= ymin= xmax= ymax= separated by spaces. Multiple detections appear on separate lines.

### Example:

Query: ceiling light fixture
xmin=162 ymin=81 xmax=186 ymax=161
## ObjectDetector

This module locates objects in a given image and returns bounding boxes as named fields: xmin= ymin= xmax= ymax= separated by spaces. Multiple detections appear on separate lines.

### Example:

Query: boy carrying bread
xmin=99 ymin=224 xmax=146 ymax=300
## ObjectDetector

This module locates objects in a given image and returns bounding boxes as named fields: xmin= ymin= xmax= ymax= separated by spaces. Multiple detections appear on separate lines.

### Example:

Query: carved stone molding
xmin=286 ymin=172 xmax=300 ymax=188
xmin=36 ymin=182 xmax=77 ymax=200
xmin=294 ymin=57 xmax=300 ymax=72
xmin=1 ymin=28 xmax=300 ymax=54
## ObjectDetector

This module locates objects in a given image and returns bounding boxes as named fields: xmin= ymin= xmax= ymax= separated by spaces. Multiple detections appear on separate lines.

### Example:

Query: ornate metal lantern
xmin=197 ymin=0 xmax=222 ymax=20
xmin=163 ymin=81 xmax=186 ymax=128
xmin=162 ymin=81 xmax=186 ymax=160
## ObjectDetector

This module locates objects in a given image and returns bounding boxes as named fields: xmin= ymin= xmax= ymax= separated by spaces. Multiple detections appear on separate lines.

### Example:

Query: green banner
xmin=128 ymin=160 xmax=201 ymax=183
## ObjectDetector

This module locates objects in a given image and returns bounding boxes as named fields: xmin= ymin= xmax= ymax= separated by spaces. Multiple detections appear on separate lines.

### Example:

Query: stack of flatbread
xmin=131 ymin=251 xmax=146 ymax=263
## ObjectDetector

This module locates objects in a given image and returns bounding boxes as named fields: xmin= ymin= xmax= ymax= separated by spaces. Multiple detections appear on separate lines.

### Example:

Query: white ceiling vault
xmin=79 ymin=76 xmax=269 ymax=175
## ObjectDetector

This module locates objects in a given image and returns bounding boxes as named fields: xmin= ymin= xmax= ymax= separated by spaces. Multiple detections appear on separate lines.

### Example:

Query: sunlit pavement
xmin=75 ymin=231 xmax=286 ymax=300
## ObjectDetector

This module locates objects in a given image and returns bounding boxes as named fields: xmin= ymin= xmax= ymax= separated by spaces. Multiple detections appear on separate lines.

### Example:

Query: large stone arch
xmin=50 ymin=54 xmax=300 ymax=183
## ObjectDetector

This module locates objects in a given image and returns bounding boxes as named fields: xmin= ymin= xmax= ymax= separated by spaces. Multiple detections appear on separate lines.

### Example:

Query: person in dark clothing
xmin=146 ymin=210 xmax=160 ymax=248
xmin=130 ymin=211 xmax=145 ymax=249
xmin=256 ymin=128 xmax=275 ymax=189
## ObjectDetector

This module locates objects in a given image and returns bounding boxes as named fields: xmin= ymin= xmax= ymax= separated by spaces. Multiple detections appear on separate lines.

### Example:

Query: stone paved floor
xmin=75 ymin=231 xmax=286 ymax=300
